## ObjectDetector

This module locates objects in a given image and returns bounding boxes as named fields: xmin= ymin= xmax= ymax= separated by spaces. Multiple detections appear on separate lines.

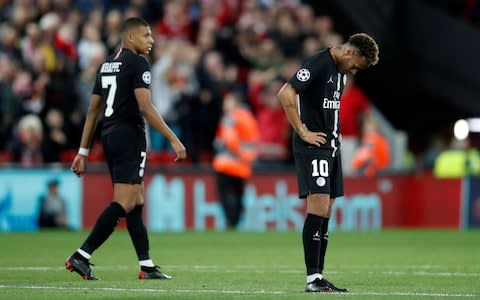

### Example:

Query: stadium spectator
xmin=38 ymin=178 xmax=68 ymax=229
xmin=149 ymin=40 xmax=198 ymax=152
xmin=0 ymin=23 xmax=21 ymax=62
xmin=296 ymin=4 xmax=317 ymax=36
xmin=249 ymin=77 xmax=291 ymax=164
xmin=251 ymin=37 xmax=284 ymax=71
xmin=278 ymin=33 xmax=379 ymax=293
xmin=0 ymin=54 xmax=20 ymax=150
xmin=195 ymin=17 xmax=217 ymax=53
xmin=45 ymin=53 xmax=79 ymax=119
xmin=20 ymin=22 xmax=43 ymax=68
xmin=154 ymin=0 xmax=192 ymax=42
xmin=199 ymin=0 xmax=239 ymax=29
xmin=213 ymin=91 xmax=259 ymax=229
xmin=339 ymin=78 xmax=371 ymax=138
xmin=77 ymin=21 xmax=104 ymax=71
xmin=302 ymin=34 xmax=323 ymax=60
xmin=433 ymin=137 xmax=480 ymax=178
xmin=10 ymin=114 xmax=45 ymax=167
xmin=102 ymin=9 xmax=123 ymax=54
xmin=420 ymin=133 xmax=449 ymax=171
xmin=190 ymin=50 xmax=226 ymax=162
xmin=351 ymin=113 xmax=391 ymax=177
xmin=339 ymin=78 xmax=371 ymax=175
xmin=38 ymin=12 xmax=61 ymax=73
xmin=76 ymin=41 xmax=107 ymax=115
xmin=314 ymin=15 xmax=335 ymax=40
xmin=16 ymin=69 xmax=40 ymax=115
xmin=42 ymin=108 xmax=69 ymax=163
xmin=269 ymin=9 xmax=303 ymax=58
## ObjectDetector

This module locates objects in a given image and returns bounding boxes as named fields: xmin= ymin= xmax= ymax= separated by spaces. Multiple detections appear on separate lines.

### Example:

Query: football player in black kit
xmin=277 ymin=33 xmax=379 ymax=292
xmin=66 ymin=17 xmax=187 ymax=280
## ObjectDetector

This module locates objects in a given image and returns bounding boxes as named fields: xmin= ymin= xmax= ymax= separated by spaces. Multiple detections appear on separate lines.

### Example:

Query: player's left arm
xmin=133 ymin=55 xmax=186 ymax=161
xmin=136 ymin=88 xmax=187 ymax=161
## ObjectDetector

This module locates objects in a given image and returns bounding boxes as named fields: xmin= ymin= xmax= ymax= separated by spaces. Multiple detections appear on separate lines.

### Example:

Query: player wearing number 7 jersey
xmin=277 ymin=33 xmax=379 ymax=293
xmin=66 ymin=17 xmax=187 ymax=280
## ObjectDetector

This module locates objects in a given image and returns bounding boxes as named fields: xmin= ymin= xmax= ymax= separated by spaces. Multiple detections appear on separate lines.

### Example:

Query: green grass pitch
xmin=0 ymin=230 xmax=479 ymax=299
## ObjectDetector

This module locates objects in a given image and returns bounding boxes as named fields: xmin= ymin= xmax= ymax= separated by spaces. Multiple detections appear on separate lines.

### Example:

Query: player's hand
xmin=71 ymin=154 xmax=87 ymax=177
xmin=298 ymin=124 xmax=327 ymax=147
xmin=171 ymin=140 xmax=187 ymax=162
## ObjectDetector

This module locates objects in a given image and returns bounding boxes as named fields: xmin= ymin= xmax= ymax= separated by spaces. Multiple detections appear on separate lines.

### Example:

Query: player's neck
xmin=329 ymin=47 xmax=340 ymax=65
xmin=121 ymin=43 xmax=138 ymax=54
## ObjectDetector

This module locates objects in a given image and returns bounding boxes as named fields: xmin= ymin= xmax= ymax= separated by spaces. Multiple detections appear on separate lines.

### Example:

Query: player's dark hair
xmin=121 ymin=17 xmax=149 ymax=34
xmin=347 ymin=33 xmax=379 ymax=66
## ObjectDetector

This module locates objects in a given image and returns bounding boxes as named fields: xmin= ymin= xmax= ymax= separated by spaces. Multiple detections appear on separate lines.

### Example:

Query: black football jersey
xmin=288 ymin=48 xmax=347 ymax=153
xmin=93 ymin=48 xmax=151 ymax=135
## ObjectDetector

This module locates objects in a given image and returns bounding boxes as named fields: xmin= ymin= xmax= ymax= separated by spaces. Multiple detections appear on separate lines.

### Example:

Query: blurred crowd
xmin=0 ymin=0 xmax=351 ymax=167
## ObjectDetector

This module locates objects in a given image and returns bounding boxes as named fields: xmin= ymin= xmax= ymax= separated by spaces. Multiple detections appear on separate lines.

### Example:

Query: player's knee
xmin=135 ymin=194 xmax=145 ymax=206
xmin=113 ymin=198 xmax=136 ymax=213
xmin=306 ymin=194 xmax=330 ymax=216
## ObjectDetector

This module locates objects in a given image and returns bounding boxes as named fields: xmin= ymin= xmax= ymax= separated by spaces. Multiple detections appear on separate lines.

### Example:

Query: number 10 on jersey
xmin=311 ymin=159 xmax=329 ymax=177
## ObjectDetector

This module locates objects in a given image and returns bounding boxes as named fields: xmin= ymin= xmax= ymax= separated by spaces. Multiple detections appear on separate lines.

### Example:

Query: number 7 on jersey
xmin=102 ymin=75 xmax=117 ymax=117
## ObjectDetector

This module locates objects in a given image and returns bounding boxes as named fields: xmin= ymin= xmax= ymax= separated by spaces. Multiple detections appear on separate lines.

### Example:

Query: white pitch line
xmin=0 ymin=264 xmax=457 ymax=270
xmin=0 ymin=285 xmax=477 ymax=297
xmin=0 ymin=285 xmax=283 ymax=294
xmin=1 ymin=266 xmax=480 ymax=278
xmin=354 ymin=292 xmax=478 ymax=298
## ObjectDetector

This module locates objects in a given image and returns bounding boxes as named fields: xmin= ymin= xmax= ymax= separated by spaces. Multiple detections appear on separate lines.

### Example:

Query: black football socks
xmin=126 ymin=204 xmax=150 ymax=261
xmin=76 ymin=202 xmax=126 ymax=259
xmin=319 ymin=217 xmax=329 ymax=274
xmin=302 ymin=213 xmax=324 ymax=277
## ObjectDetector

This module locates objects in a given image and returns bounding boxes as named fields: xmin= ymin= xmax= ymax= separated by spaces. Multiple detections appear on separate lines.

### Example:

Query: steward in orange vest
xmin=213 ymin=93 xmax=259 ymax=178
xmin=351 ymin=116 xmax=390 ymax=177
xmin=213 ymin=92 xmax=259 ymax=228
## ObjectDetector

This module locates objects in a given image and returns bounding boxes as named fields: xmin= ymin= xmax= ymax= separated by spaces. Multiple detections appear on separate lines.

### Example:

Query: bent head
xmin=121 ymin=17 xmax=154 ymax=55
xmin=336 ymin=33 xmax=379 ymax=75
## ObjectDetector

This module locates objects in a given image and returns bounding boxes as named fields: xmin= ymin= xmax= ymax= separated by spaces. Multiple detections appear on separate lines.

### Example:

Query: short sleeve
xmin=92 ymin=66 xmax=102 ymax=95
xmin=132 ymin=55 xmax=151 ymax=89
xmin=287 ymin=51 xmax=328 ymax=94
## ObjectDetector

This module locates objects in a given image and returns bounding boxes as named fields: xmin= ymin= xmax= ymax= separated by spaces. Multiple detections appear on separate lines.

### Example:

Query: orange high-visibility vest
xmin=213 ymin=107 xmax=259 ymax=178
xmin=352 ymin=131 xmax=390 ymax=176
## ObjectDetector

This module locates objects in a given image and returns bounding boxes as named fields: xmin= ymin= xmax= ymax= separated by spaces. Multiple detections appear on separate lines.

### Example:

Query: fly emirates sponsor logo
xmin=323 ymin=90 xmax=341 ymax=109
xmin=323 ymin=98 xmax=340 ymax=109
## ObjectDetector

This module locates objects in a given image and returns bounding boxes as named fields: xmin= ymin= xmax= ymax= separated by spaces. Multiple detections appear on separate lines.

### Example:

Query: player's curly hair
xmin=347 ymin=33 xmax=379 ymax=66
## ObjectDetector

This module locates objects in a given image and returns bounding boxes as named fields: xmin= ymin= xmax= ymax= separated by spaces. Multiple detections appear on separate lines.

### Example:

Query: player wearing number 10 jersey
xmin=66 ymin=17 xmax=186 ymax=280
xmin=278 ymin=33 xmax=379 ymax=293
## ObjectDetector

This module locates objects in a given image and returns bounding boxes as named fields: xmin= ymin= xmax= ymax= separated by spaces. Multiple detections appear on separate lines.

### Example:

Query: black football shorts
xmin=293 ymin=146 xmax=344 ymax=199
xmin=102 ymin=125 xmax=147 ymax=184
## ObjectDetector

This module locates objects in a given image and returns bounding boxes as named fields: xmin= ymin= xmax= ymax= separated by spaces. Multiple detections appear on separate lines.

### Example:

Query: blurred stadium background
xmin=0 ymin=0 xmax=480 ymax=232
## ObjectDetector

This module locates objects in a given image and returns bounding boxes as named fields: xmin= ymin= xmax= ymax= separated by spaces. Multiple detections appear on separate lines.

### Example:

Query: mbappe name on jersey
xmin=100 ymin=62 xmax=122 ymax=73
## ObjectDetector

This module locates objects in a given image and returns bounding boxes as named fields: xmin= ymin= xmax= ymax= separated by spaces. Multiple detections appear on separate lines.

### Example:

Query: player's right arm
xmin=71 ymin=94 xmax=104 ymax=177
xmin=135 ymin=88 xmax=187 ymax=161
xmin=277 ymin=83 xmax=326 ymax=147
